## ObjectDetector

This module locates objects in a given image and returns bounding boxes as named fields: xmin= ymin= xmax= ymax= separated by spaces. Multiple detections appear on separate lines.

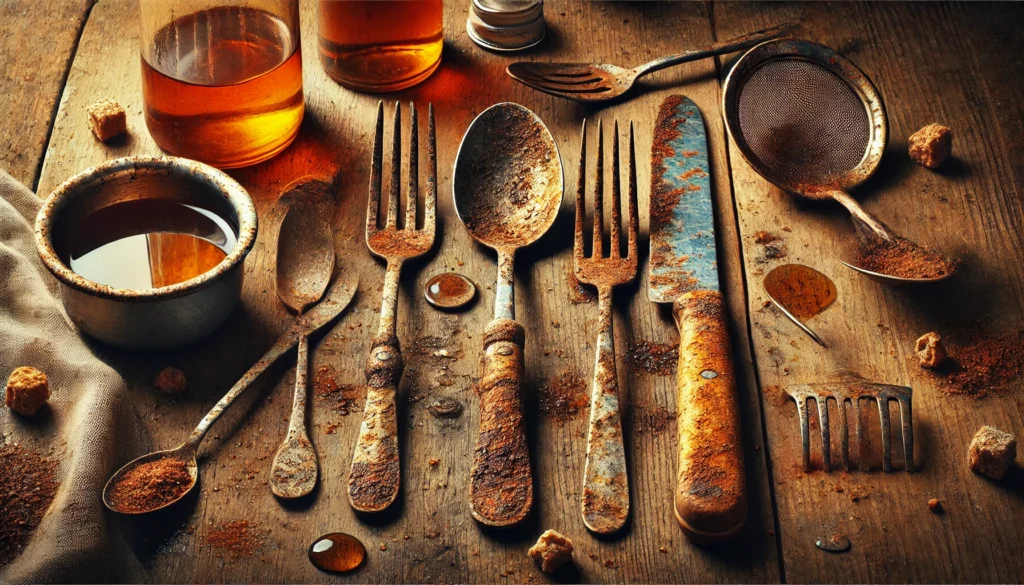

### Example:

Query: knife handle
xmin=469 ymin=318 xmax=533 ymax=527
xmin=672 ymin=290 xmax=747 ymax=544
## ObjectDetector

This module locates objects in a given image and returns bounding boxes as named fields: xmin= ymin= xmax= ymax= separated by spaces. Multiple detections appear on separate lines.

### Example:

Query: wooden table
xmin=3 ymin=1 xmax=1024 ymax=582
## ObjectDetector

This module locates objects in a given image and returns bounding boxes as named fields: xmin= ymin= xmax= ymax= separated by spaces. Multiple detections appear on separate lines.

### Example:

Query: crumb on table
xmin=5 ymin=366 xmax=50 ymax=416
xmin=915 ymin=331 xmax=947 ymax=368
xmin=154 ymin=367 xmax=188 ymax=395
xmin=528 ymin=529 xmax=574 ymax=573
xmin=968 ymin=425 xmax=1017 ymax=480
xmin=927 ymin=498 xmax=943 ymax=513
xmin=87 ymin=98 xmax=127 ymax=141
xmin=908 ymin=123 xmax=952 ymax=169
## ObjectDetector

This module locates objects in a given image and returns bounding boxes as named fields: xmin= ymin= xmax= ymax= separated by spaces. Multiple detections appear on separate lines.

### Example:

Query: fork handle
xmin=672 ymin=290 xmax=747 ymax=544
xmin=638 ymin=21 xmax=799 ymax=77
xmin=348 ymin=333 xmax=402 ymax=512
xmin=469 ymin=318 xmax=533 ymax=527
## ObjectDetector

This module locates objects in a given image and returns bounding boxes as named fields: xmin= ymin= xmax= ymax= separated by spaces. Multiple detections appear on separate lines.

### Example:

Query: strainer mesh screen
xmin=737 ymin=59 xmax=870 ymax=186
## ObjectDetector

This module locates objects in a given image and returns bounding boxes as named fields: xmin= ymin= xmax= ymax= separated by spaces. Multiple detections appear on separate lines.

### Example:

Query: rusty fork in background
xmin=786 ymin=382 xmax=914 ymax=472
xmin=573 ymin=119 xmax=638 ymax=535
xmin=348 ymin=101 xmax=437 ymax=512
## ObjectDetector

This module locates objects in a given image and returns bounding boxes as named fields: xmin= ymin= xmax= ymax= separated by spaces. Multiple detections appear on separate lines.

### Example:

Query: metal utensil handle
xmin=581 ymin=288 xmax=629 ymax=534
xmin=672 ymin=289 xmax=748 ymax=544
xmin=469 ymin=318 xmax=533 ymax=527
xmin=284 ymin=333 xmax=310 ymax=439
xmin=638 ymin=20 xmax=799 ymax=78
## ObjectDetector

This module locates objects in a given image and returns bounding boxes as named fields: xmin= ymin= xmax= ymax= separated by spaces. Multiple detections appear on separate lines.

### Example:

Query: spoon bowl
xmin=102 ymin=446 xmax=198 ymax=514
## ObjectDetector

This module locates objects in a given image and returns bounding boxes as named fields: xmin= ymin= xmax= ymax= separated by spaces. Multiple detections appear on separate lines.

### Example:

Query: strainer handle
xmin=637 ymin=21 xmax=799 ymax=77
xmin=828 ymin=189 xmax=900 ymax=241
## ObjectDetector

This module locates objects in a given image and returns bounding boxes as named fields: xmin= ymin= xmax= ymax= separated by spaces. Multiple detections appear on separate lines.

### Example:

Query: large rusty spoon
xmin=453 ymin=103 xmax=563 ymax=527
xmin=102 ymin=265 xmax=358 ymax=514
xmin=270 ymin=181 xmax=336 ymax=499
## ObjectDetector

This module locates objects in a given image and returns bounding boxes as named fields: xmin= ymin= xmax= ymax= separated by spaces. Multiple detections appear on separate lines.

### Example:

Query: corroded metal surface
xmin=270 ymin=185 xmax=335 ymax=499
xmin=349 ymin=101 xmax=436 ymax=513
xmin=785 ymin=381 xmax=914 ymax=472
xmin=573 ymin=119 xmax=638 ymax=535
xmin=454 ymin=103 xmax=563 ymax=526
xmin=506 ymin=21 xmax=797 ymax=103
xmin=34 ymin=155 xmax=258 ymax=349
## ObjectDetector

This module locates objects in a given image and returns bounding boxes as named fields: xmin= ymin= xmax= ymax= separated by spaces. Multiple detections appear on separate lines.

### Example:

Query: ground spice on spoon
xmin=106 ymin=457 xmax=192 ymax=513
xmin=855 ymin=235 xmax=957 ymax=279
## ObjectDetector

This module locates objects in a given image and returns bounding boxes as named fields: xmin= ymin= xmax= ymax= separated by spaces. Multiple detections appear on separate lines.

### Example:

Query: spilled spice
xmin=626 ymin=340 xmax=678 ymax=376
xmin=313 ymin=365 xmax=361 ymax=415
xmin=0 ymin=444 xmax=60 ymax=565
xmin=931 ymin=330 xmax=1024 ymax=397
xmin=752 ymin=230 xmax=787 ymax=261
xmin=537 ymin=371 xmax=588 ymax=422
xmin=763 ymin=264 xmax=837 ymax=319
xmin=205 ymin=520 xmax=264 ymax=558
xmin=106 ymin=457 xmax=192 ymax=513
xmin=855 ymin=235 xmax=957 ymax=279
xmin=630 ymin=405 xmax=676 ymax=435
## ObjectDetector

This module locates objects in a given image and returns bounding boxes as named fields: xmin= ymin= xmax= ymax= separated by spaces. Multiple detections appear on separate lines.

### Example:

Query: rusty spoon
xmin=101 ymin=266 xmax=358 ymax=514
xmin=269 ymin=184 xmax=336 ymax=499
xmin=454 ymin=103 xmax=564 ymax=527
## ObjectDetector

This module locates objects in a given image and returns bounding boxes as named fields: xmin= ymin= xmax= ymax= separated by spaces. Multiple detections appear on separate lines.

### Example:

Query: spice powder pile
xmin=0 ymin=444 xmax=60 ymax=565
xmin=626 ymin=341 xmax=679 ymax=376
xmin=855 ymin=236 xmax=956 ymax=279
xmin=107 ymin=457 xmax=192 ymax=513
xmin=205 ymin=520 xmax=264 ymax=558
xmin=935 ymin=330 xmax=1024 ymax=397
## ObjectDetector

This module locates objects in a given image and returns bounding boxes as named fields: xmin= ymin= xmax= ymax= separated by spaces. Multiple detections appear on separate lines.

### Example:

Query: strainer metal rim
xmin=721 ymin=38 xmax=888 ymax=197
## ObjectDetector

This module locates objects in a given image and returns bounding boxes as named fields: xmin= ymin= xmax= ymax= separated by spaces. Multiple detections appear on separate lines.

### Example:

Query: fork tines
xmin=785 ymin=382 xmax=914 ymax=473
xmin=366 ymin=101 xmax=437 ymax=248
xmin=573 ymin=119 xmax=638 ymax=282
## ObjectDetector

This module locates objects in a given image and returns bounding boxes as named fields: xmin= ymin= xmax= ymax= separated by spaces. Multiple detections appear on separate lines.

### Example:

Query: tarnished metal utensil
xmin=573 ymin=119 xmax=638 ymax=535
xmin=506 ymin=21 xmax=797 ymax=103
xmin=103 ymin=267 xmax=358 ymax=514
xmin=722 ymin=39 xmax=956 ymax=284
xmin=270 ymin=181 xmax=336 ymax=499
xmin=649 ymin=96 xmax=747 ymax=544
xmin=348 ymin=101 xmax=436 ymax=513
xmin=453 ymin=103 xmax=563 ymax=527
xmin=785 ymin=381 xmax=913 ymax=472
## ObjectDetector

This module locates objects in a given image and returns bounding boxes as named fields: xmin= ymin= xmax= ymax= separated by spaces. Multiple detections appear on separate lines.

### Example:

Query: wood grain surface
xmin=10 ymin=0 xmax=1024 ymax=582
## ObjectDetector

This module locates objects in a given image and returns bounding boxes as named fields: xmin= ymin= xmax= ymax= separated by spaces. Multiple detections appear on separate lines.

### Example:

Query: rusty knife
xmin=649 ymin=95 xmax=747 ymax=544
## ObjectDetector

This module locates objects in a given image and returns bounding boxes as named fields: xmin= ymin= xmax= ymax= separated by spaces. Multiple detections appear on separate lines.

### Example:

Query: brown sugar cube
xmin=968 ymin=425 xmax=1017 ymax=480
xmin=927 ymin=498 xmax=943 ymax=513
xmin=87 ymin=98 xmax=127 ymax=141
xmin=528 ymin=529 xmax=574 ymax=573
xmin=5 ymin=366 xmax=51 ymax=416
xmin=154 ymin=367 xmax=188 ymax=395
xmin=915 ymin=331 xmax=947 ymax=369
xmin=908 ymin=123 xmax=952 ymax=169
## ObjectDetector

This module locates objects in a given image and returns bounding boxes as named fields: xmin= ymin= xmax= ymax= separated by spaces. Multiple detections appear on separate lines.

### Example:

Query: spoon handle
xmin=637 ymin=21 xmax=799 ymax=78
xmin=469 ymin=318 xmax=533 ymax=527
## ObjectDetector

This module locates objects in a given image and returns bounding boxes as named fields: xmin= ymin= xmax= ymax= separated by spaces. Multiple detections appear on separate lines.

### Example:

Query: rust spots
xmin=427 ymin=396 xmax=464 ymax=418
xmin=681 ymin=150 xmax=699 ymax=157
xmin=677 ymin=167 xmax=707 ymax=182
xmin=630 ymin=404 xmax=676 ymax=435
xmin=537 ymin=370 xmax=588 ymax=423
xmin=314 ymin=365 xmax=363 ymax=415
xmin=366 ymin=333 xmax=404 ymax=388
xmin=567 ymin=264 xmax=597 ymax=304
xmin=626 ymin=340 xmax=679 ymax=376
xmin=349 ymin=459 xmax=400 ymax=512
xmin=581 ymin=471 xmax=629 ymax=530
xmin=752 ymin=230 xmax=787 ymax=262
xmin=855 ymin=234 xmax=957 ymax=279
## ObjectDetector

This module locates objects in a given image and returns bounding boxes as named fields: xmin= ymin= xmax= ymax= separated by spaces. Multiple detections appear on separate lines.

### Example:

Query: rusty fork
xmin=573 ymin=119 xmax=638 ymax=534
xmin=348 ymin=101 xmax=437 ymax=512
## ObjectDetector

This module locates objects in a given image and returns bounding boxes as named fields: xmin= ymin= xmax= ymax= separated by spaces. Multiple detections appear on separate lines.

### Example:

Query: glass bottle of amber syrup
xmin=139 ymin=1 xmax=304 ymax=168
xmin=318 ymin=0 xmax=443 ymax=92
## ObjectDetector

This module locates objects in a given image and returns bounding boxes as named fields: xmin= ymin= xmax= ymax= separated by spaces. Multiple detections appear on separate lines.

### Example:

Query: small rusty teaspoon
xmin=102 ymin=266 xmax=358 ymax=514
xmin=270 ymin=181 xmax=336 ymax=499
xmin=453 ymin=103 xmax=563 ymax=527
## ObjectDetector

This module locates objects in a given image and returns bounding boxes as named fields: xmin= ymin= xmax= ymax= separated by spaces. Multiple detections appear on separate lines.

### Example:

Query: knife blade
xmin=649 ymin=95 xmax=747 ymax=544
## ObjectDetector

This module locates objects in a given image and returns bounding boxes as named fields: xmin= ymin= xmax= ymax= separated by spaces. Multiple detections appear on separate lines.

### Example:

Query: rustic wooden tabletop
xmin=3 ymin=0 xmax=1024 ymax=582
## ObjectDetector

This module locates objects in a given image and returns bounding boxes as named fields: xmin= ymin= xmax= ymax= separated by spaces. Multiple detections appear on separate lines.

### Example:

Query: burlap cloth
xmin=0 ymin=170 xmax=149 ymax=583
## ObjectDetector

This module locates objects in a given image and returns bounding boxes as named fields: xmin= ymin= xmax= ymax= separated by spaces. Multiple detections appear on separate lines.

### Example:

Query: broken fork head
xmin=785 ymin=381 xmax=914 ymax=472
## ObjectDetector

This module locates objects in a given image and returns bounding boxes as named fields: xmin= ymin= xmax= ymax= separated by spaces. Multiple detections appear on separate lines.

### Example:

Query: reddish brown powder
xmin=313 ymin=365 xmax=361 ymax=415
xmin=856 ymin=236 xmax=957 ymax=279
xmin=631 ymin=405 xmax=676 ymax=435
xmin=107 ymin=457 xmax=192 ymax=513
xmin=0 ymin=445 xmax=59 ymax=565
xmin=205 ymin=520 xmax=264 ymax=558
xmin=626 ymin=341 xmax=679 ymax=376
xmin=538 ymin=371 xmax=588 ymax=422
xmin=932 ymin=330 xmax=1024 ymax=397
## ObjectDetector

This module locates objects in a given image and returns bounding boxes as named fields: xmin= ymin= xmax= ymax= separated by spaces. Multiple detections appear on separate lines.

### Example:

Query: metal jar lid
xmin=467 ymin=0 xmax=545 ymax=52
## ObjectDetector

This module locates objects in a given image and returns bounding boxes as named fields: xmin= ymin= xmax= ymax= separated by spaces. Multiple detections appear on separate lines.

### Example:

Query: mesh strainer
xmin=722 ymin=39 xmax=955 ymax=283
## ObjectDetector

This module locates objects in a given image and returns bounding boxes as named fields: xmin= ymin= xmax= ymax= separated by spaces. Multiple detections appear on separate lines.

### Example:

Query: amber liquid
xmin=318 ymin=0 xmax=443 ymax=91
xmin=68 ymin=199 xmax=237 ymax=290
xmin=141 ymin=6 xmax=304 ymax=168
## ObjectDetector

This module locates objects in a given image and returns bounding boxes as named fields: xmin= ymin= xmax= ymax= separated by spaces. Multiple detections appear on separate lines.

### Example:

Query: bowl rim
xmin=34 ymin=155 xmax=258 ymax=302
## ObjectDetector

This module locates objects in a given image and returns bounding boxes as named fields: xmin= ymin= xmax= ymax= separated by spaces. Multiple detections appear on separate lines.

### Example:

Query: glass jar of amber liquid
xmin=139 ymin=1 xmax=304 ymax=168
xmin=318 ymin=0 xmax=443 ymax=92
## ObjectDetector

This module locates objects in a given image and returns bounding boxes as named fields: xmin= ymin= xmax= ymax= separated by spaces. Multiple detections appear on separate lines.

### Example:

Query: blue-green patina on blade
xmin=648 ymin=95 xmax=718 ymax=302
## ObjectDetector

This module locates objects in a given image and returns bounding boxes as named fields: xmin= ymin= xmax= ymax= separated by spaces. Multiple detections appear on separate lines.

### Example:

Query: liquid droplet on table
xmin=424 ymin=273 xmax=476 ymax=310
xmin=763 ymin=264 xmax=837 ymax=319
xmin=309 ymin=532 xmax=366 ymax=573
xmin=815 ymin=533 xmax=851 ymax=553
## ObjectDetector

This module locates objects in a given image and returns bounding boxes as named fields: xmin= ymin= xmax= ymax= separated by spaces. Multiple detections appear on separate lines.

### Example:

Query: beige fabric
xmin=0 ymin=170 xmax=148 ymax=583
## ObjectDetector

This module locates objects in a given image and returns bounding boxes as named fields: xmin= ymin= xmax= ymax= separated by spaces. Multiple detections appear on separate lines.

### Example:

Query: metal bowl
xmin=35 ymin=155 xmax=258 ymax=350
